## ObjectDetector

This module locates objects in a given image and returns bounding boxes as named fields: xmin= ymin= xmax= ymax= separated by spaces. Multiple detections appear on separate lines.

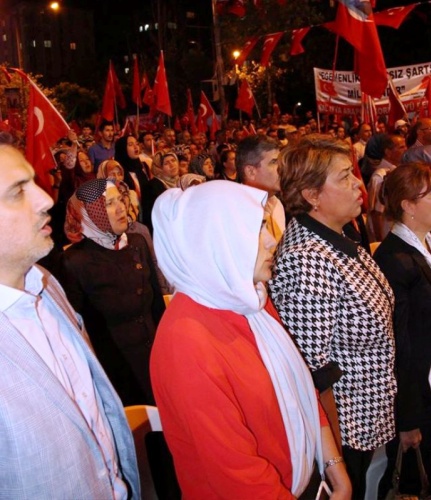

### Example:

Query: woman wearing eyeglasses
xmin=374 ymin=162 xmax=431 ymax=496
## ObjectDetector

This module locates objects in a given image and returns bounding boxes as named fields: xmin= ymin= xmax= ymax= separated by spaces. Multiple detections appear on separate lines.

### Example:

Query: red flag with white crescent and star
xmin=290 ymin=27 xmax=310 ymax=56
xmin=260 ymin=32 xmax=284 ymax=67
xmin=25 ymin=78 xmax=70 ymax=196
xmin=373 ymin=5 xmax=415 ymax=29
xmin=236 ymin=36 xmax=259 ymax=67
xmin=235 ymin=79 xmax=255 ymax=116
xmin=198 ymin=91 xmax=215 ymax=123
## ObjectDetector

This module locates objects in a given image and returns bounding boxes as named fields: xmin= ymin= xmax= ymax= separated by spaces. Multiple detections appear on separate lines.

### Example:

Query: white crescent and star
xmin=264 ymin=37 xmax=274 ymax=48
xmin=34 ymin=107 xmax=44 ymax=136
xmin=200 ymin=103 xmax=207 ymax=116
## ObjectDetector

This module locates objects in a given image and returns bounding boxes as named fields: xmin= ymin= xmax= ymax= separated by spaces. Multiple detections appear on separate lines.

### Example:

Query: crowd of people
xmin=2 ymin=106 xmax=431 ymax=499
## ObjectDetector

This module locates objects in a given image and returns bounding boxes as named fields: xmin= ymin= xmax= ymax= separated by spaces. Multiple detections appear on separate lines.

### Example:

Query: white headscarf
xmin=152 ymin=180 xmax=323 ymax=496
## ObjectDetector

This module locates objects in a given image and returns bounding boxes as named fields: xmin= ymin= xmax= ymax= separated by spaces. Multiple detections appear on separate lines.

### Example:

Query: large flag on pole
xmin=153 ymin=51 xmax=172 ymax=116
xmin=326 ymin=0 xmax=387 ymax=98
xmin=25 ymin=77 xmax=70 ymax=196
xmin=101 ymin=60 xmax=126 ymax=121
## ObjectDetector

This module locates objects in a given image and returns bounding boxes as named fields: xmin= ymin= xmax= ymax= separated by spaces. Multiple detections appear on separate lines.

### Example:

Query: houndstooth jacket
xmin=269 ymin=214 xmax=397 ymax=451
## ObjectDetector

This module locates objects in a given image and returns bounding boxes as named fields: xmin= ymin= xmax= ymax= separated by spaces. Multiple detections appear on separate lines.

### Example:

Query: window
xmin=70 ymin=42 xmax=76 ymax=50
xmin=44 ymin=40 xmax=51 ymax=48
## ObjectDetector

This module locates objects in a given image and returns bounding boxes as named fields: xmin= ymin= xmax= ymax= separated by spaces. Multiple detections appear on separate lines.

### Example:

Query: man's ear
xmin=301 ymin=187 xmax=320 ymax=208
xmin=243 ymin=164 xmax=256 ymax=182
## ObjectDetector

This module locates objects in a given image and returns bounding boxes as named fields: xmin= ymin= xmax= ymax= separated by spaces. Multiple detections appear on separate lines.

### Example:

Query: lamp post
xmin=232 ymin=50 xmax=241 ymax=123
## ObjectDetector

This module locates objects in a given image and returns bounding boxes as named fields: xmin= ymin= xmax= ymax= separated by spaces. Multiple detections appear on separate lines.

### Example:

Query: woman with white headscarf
xmin=150 ymin=180 xmax=351 ymax=499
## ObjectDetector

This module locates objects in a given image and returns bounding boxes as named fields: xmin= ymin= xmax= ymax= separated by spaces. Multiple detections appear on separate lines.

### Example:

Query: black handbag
xmin=385 ymin=444 xmax=430 ymax=500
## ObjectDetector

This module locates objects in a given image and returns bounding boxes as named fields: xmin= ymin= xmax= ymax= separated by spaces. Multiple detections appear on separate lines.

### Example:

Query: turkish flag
xmin=236 ymin=36 xmax=259 ymax=68
xmin=26 ymin=80 xmax=70 ymax=196
xmin=153 ymin=51 xmax=172 ymax=116
xmin=260 ymin=32 xmax=284 ymax=67
xmin=387 ymin=77 xmax=407 ymax=128
xmin=101 ymin=61 xmax=126 ymax=121
xmin=209 ymin=112 xmax=220 ymax=141
xmin=196 ymin=110 xmax=207 ymax=134
xmin=235 ymin=79 xmax=255 ymax=116
xmin=132 ymin=57 xmax=141 ymax=107
xmin=374 ymin=5 xmax=415 ymax=29
xmin=326 ymin=1 xmax=387 ymax=98
xmin=291 ymin=27 xmax=310 ymax=56
xmin=319 ymin=79 xmax=337 ymax=97
xmin=186 ymin=88 xmax=197 ymax=135
xmin=199 ymin=91 xmax=215 ymax=123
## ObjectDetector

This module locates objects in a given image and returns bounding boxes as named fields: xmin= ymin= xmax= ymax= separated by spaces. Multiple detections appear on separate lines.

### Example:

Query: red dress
xmin=150 ymin=293 xmax=326 ymax=499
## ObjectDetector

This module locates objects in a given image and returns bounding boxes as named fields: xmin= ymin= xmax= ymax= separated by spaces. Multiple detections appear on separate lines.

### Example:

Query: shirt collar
xmin=0 ymin=266 xmax=44 ymax=312
xmin=296 ymin=213 xmax=359 ymax=258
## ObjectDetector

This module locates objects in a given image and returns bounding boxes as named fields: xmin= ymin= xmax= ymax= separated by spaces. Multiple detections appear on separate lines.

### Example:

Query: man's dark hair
xmin=98 ymin=119 xmax=114 ymax=132
xmin=236 ymin=135 xmax=278 ymax=183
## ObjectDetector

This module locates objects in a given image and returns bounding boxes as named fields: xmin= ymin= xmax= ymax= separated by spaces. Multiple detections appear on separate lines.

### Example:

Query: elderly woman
xmin=269 ymin=135 xmax=396 ymax=499
xmin=150 ymin=180 xmax=351 ymax=498
xmin=59 ymin=178 xmax=165 ymax=405
xmin=374 ymin=162 xmax=431 ymax=496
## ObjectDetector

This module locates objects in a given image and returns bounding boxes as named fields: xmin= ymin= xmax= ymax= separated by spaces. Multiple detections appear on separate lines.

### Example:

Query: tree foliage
xmin=219 ymin=0 xmax=339 ymax=116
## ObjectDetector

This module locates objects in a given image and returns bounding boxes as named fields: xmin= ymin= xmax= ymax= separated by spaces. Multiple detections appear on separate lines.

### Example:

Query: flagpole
xmin=211 ymin=0 xmax=227 ymax=127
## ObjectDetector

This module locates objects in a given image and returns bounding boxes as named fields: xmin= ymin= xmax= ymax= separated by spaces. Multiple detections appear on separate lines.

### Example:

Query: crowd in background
xmin=5 ymin=103 xmax=430 ymax=498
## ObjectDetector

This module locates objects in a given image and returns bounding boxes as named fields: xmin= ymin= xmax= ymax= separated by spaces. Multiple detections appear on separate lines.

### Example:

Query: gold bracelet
xmin=324 ymin=456 xmax=344 ymax=469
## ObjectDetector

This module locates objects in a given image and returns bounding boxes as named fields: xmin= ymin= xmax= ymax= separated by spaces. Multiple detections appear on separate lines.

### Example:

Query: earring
xmin=314 ymin=205 xmax=318 ymax=211
xmin=411 ymin=215 xmax=415 ymax=220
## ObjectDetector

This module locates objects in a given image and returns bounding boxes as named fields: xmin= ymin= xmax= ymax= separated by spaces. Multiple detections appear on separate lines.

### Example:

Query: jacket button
xmin=135 ymin=263 xmax=143 ymax=270
xmin=136 ymin=288 xmax=143 ymax=295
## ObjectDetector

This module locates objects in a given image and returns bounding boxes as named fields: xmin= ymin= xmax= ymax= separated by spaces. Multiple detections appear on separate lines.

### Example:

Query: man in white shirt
xmin=0 ymin=144 xmax=140 ymax=498
xmin=366 ymin=134 xmax=406 ymax=242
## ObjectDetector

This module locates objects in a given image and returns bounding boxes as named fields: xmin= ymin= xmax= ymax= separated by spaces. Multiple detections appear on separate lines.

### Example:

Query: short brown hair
xmin=278 ymin=134 xmax=352 ymax=215
xmin=382 ymin=162 xmax=431 ymax=222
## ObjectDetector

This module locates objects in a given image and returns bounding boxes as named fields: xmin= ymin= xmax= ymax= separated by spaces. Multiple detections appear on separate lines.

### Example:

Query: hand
xmin=400 ymin=429 xmax=422 ymax=452
xmin=67 ymin=129 xmax=78 ymax=142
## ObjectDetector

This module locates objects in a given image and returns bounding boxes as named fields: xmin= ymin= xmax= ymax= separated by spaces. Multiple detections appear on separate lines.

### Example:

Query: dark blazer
xmin=374 ymin=232 xmax=431 ymax=431
xmin=59 ymin=233 xmax=165 ymax=406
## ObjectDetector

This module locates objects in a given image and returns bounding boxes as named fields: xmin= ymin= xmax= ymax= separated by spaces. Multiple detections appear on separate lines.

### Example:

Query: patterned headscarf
xmin=152 ymin=151 xmax=179 ymax=188
xmin=189 ymin=153 xmax=214 ymax=179
xmin=65 ymin=178 xmax=128 ymax=250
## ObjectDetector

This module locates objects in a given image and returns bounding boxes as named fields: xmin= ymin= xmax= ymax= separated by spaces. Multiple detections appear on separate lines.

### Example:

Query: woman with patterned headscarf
xmin=189 ymin=153 xmax=215 ymax=181
xmin=59 ymin=178 xmax=165 ymax=405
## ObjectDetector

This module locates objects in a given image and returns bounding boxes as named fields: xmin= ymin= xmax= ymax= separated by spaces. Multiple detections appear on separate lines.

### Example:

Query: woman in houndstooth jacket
xmin=269 ymin=135 xmax=397 ymax=499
